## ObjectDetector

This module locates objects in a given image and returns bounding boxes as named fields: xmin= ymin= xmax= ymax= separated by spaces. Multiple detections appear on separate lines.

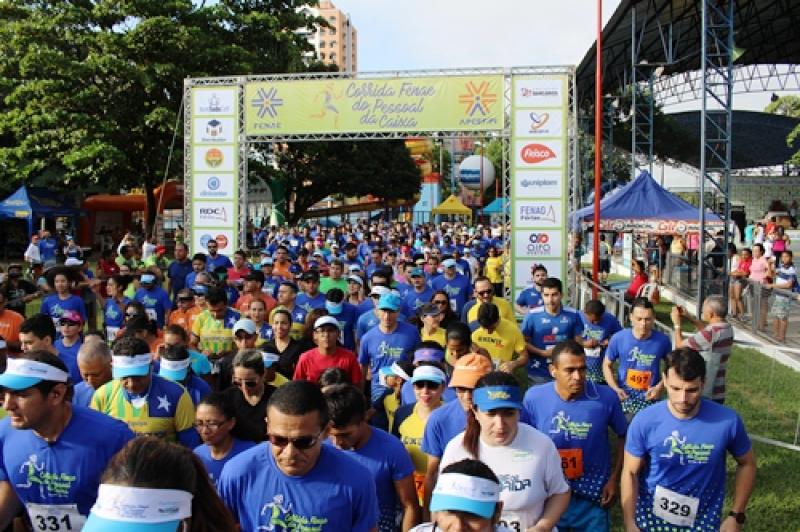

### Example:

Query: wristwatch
xmin=728 ymin=511 xmax=746 ymax=524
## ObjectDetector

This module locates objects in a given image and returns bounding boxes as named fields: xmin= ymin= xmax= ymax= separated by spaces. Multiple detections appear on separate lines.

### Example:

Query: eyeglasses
xmin=476 ymin=290 xmax=493 ymax=297
xmin=267 ymin=432 xmax=321 ymax=450
xmin=413 ymin=380 xmax=441 ymax=390
xmin=433 ymin=300 xmax=449 ymax=306
xmin=232 ymin=379 xmax=260 ymax=388
xmin=59 ymin=320 xmax=81 ymax=327
xmin=194 ymin=420 xmax=226 ymax=430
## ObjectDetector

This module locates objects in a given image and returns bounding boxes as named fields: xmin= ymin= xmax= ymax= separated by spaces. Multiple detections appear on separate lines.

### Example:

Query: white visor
xmin=112 ymin=354 xmax=153 ymax=368
xmin=159 ymin=358 xmax=191 ymax=371
xmin=90 ymin=484 xmax=193 ymax=523
xmin=4 ymin=358 xmax=69 ymax=382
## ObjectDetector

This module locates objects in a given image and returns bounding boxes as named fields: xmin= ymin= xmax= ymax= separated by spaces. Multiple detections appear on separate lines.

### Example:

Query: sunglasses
xmin=433 ymin=300 xmax=449 ymax=305
xmin=476 ymin=290 xmax=493 ymax=297
xmin=413 ymin=380 xmax=441 ymax=390
xmin=59 ymin=320 xmax=81 ymax=326
xmin=125 ymin=312 xmax=140 ymax=318
xmin=233 ymin=379 xmax=259 ymax=388
xmin=267 ymin=432 xmax=321 ymax=450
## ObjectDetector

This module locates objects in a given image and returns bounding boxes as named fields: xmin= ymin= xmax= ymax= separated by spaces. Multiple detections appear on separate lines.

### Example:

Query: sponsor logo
xmin=204 ymin=148 xmax=224 ymax=168
xmin=526 ymin=233 xmax=552 ymax=255
xmin=198 ymin=207 xmax=227 ymax=223
xmin=198 ymin=93 xmax=231 ymax=114
xmin=487 ymin=390 xmax=511 ymax=400
xmin=458 ymin=81 xmax=498 ymax=116
xmin=251 ymin=87 xmax=284 ymax=119
xmin=529 ymin=112 xmax=549 ymax=132
xmin=205 ymin=119 xmax=223 ymax=137
xmin=550 ymin=411 xmax=592 ymax=440
xmin=215 ymin=234 xmax=229 ymax=249
xmin=518 ymin=204 xmax=557 ymax=223
xmin=520 ymin=143 xmax=556 ymax=164
xmin=520 ymin=87 xmax=559 ymax=98
xmin=520 ymin=178 xmax=559 ymax=188
xmin=660 ymin=430 xmax=714 ymax=465
xmin=197 ymin=176 xmax=230 ymax=198
xmin=207 ymin=176 xmax=220 ymax=190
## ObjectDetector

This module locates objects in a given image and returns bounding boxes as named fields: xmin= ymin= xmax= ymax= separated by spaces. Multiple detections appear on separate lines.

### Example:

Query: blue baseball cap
xmin=430 ymin=472 xmax=500 ymax=519
xmin=83 ymin=484 xmax=192 ymax=532
xmin=377 ymin=292 xmax=402 ymax=312
xmin=0 ymin=358 xmax=70 ymax=390
xmin=409 ymin=267 xmax=425 ymax=277
xmin=472 ymin=385 xmax=522 ymax=411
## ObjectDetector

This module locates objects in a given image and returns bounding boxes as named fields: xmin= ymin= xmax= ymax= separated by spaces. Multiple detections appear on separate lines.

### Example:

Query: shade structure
xmin=432 ymin=195 xmax=472 ymax=221
xmin=0 ymin=185 xmax=81 ymax=236
xmin=482 ymin=197 xmax=509 ymax=215
xmin=571 ymin=171 xmax=723 ymax=234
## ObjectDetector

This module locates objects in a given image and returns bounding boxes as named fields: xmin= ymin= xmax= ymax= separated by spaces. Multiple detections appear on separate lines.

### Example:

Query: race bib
xmin=626 ymin=369 xmax=651 ymax=391
xmin=26 ymin=503 xmax=86 ymax=532
xmin=498 ymin=511 xmax=523 ymax=532
xmin=412 ymin=471 xmax=425 ymax=505
xmin=558 ymin=448 xmax=584 ymax=479
xmin=145 ymin=308 xmax=158 ymax=322
xmin=653 ymin=485 xmax=699 ymax=528
xmin=584 ymin=347 xmax=601 ymax=358
xmin=450 ymin=299 xmax=457 ymax=313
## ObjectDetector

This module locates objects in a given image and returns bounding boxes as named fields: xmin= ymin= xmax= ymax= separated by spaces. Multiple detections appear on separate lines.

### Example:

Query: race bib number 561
xmin=653 ymin=485 xmax=699 ymax=528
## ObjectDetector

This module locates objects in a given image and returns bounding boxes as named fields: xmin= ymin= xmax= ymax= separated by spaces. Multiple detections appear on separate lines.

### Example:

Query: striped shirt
xmin=687 ymin=322 xmax=734 ymax=402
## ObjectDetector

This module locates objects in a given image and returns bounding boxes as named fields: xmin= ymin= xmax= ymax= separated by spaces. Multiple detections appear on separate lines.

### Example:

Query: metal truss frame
xmin=629 ymin=5 xmax=658 ymax=179
xmin=697 ymin=0 xmax=734 ymax=314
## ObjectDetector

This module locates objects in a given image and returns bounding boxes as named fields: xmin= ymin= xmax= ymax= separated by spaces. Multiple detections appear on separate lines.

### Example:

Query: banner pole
xmin=592 ymin=0 xmax=603 ymax=298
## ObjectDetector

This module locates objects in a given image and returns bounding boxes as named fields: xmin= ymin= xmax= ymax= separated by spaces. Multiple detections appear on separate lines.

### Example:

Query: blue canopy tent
xmin=0 ymin=185 xmax=81 ymax=237
xmin=571 ymin=171 xmax=722 ymax=234
xmin=482 ymin=197 xmax=509 ymax=215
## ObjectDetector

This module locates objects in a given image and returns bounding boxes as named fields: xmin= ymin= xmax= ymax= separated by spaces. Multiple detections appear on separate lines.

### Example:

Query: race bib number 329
xmin=652 ymin=485 xmax=699 ymax=528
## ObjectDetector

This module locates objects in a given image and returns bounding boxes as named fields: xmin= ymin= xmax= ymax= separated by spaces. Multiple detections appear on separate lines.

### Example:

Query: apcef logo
xmin=204 ymin=148 xmax=224 ymax=168
xmin=520 ymin=144 xmax=556 ymax=164
xmin=458 ymin=81 xmax=497 ymax=116
xmin=529 ymin=112 xmax=549 ymax=132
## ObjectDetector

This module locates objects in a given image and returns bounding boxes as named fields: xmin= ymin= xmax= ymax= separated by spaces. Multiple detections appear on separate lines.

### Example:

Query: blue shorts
xmin=557 ymin=495 xmax=609 ymax=532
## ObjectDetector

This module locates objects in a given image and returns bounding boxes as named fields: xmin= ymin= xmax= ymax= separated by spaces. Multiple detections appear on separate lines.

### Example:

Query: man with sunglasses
xmin=401 ymin=268 xmax=434 ymax=317
xmin=218 ymin=380 xmax=379 ymax=531
xmin=203 ymin=239 xmax=232 ymax=272
xmin=461 ymin=276 xmax=514 ymax=326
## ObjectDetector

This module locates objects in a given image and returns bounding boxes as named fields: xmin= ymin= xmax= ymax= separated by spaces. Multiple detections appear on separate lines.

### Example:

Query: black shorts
xmin=599 ymin=259 xmax=611 ymax=273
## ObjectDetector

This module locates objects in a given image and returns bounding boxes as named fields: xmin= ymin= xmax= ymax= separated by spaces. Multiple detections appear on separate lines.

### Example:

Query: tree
xmin=765 ymin=95 xmax=800 ymax=165
xmin=0 ymin=0 xmax=325 ymax=232
xmin=272 ymin=140 xmax=421 ymax=225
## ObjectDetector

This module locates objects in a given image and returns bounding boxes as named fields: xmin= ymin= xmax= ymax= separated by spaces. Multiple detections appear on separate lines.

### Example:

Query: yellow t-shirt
xmin=485 ymin=256 xmax=503 ymax=283
xmin=421 ymin=327 xmax=446 ymax=348
xmin=269 ymin=372 xmax=289 ymax=387
xmin=191 ymin=308 xmax=239 ymax=355
xmin=466 ymin=297 xmax=515 ymax=324
xmin=394 ymin=403 xmax=441 ymax=474
xmin=471 ymin=318 xmax=526 ymax=364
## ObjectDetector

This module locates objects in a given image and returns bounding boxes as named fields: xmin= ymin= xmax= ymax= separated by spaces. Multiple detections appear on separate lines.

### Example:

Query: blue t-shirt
xmin=183 ymin=374 xmax=212 ymax=406
xmin=194 ymin=438 xmax=256 ymax=487
xmin=355 ymin=299 xmax=375 ymax=320
xmin=73 ymin=381 xmax=95 ymax=408
xmin=167 ymin=259 xmax=193 ymax=298
xmin=330 ymin=302 xmax=359 ymax=351
xmin=262 ymin=275 xmax=285 ymax=299
xmin=430 ymin=273 xmax=472 ymax=315
xmin=523 ymin=382 xmax=627 ymax=502
xmin=296 ymin=292 xmax=327 ymax=313
xmin=103 ymin=297 xmax=129 ymax=332
xmin=0 ymin=406 xmax=133 ymax=518
xmin=421 ymin=399 xmax=467 ymax=459
xmin=184 ymin=270 xmax=201 ymax=290
xmin=218 ymin=443 xmax=379 ymax=532
xmin=625 ymin=400 xmax=752 ymax=531
xmin=521 ymin=306 xmax=585 ymax=380
xmin=515 ymin=286 xmax=543 ymax=309
xmin=580 ymin=311 xmax=623 ymax=383
xmin=40 ymin=294 xmax=87 ymax=328
xmin=39 ymin=238 xmax=57 ymax=261
xmin=358 ymin=322 xmax=421 ymax=403
xmin=206 ymin=253 xmax=233 ymax=271
xmin=356 ymin=310 xmax=380 ymax=340
xmin=605 ymin=329 xmax=672 ymax=413
xmin=325 ymin=428 xmax=414 ymax=532
xmin=134 ymin=286 xmax=173 ymax=328
xmin=54 ymin=338 xmax=83 ymax=383
xmin=401 ymin=287 xmax=434 ymax=317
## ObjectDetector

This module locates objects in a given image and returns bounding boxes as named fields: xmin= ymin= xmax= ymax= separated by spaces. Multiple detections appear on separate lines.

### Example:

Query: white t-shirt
xmin=24 ymin=243 xmax=41 ymax=264
xmin=411 ymin=524 xmax=512 ymax=532
xmin=440 ymin=424 xmax=570 ymax=531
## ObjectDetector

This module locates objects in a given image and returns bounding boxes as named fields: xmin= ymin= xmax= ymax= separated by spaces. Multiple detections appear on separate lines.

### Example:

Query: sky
xmin=332 ymin=0 xmax=771 ymax=113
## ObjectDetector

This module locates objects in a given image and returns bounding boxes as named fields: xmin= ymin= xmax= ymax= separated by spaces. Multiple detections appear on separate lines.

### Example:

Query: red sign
xmin=520 ymin=143 xmax=556 ymax=164
xmin=215 ymin=234 xmax=229 ymax=249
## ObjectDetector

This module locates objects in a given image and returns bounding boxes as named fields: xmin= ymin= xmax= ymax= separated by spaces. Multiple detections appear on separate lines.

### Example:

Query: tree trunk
xmin=144 ymin=180 xmax=157 ymax=238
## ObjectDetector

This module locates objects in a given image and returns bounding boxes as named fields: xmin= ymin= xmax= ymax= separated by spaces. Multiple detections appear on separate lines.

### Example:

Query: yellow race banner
xmin=245 ymin=75 xmax=504 ymax=135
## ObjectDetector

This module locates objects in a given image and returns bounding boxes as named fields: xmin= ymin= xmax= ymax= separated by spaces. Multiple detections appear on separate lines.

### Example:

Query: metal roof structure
xmin=577 ymin=0 xmax=800 ymax=105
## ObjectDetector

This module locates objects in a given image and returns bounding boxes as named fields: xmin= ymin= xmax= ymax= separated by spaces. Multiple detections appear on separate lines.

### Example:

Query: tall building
xmin=300 ymin=1 xmax=358 ymax=72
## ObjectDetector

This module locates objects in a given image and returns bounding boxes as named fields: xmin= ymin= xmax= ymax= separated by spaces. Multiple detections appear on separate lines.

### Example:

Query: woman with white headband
xmin=440 ymin=372 xmax=571 ymax=531
xmin=411 ymin=458 xmax=509 ymax=531
xmin=83 ymin=436 xmax=236 ymax=531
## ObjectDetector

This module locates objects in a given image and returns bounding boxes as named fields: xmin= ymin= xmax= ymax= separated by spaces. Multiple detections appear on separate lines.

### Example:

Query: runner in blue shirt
xmin=258 ymin=258 xmax=284 ymax=298
xmin=515 ymin=264 xmax=548 ymax=315
xmin=325 ymin=289 xmax=358 ymax=351
xmin=521 ymin=278 xmax=584 ymax=385
xmin=218 ymin=381 xmax=379 ymax=531
xmin=296 ymin=270 xmax=327 ymax=312
xmin=621 ymin=347 xmax=756 ymax=532
xmin=0 ymin=351 xmax=134 ymax=529
xmin=53 ymin=310 xmax=84 ymax=383
xmin=167 ymin=243 xmax=193 ymax=300
xmin=402 ymin=268 xmax=434 ymax=317
xmin=430 ymin=260 xmax=472 ymax=315
xmin=134 ymin=274 xmax=172 ymax=328
xmin=158 ymin=344 xmax=211 ymax=406
xmin=358 ymin=293 xmax=421 ymax=404
xmin=603 ymin=298 xmax=672 ymax=417
xmin=203 ymin=240 xmax=233 ymax=271
xmin=356 ymin=286 xmax=390 ymax=341
xmin=40 ymin=269 xmax=87 ymax=331
xmin=38 ymin=231 xmax=58 ymax=268
xmin=523 ymin=339 xmax=627 ymax=531
xmin=324 ymin=384 xmax=419 ymax=531
xmin=580 ymin=299 xmax=623 ymax=383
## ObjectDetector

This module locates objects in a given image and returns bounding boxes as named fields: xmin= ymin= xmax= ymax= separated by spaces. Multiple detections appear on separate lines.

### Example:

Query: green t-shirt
xmin=319 ymin=277 xmax=348 ymax=294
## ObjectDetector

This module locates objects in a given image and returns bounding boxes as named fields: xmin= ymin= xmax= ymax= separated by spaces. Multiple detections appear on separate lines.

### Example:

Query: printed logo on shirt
xmin=549 ymin=411 xmax=592 ymax=440
xmin=261 ymin=494 xmax=328 ymax=530
xmin=377 ymin=341 xmax=405 ymax=359
xmin=497 ymin=474 xmax=532 ymax=492
xmin=627 ymin=346 xmax=656 ymax=366
xmin=16 ymin=454 xmax=77 ymax=498
xmin=659 ymin=430 xmax=714 ymax=465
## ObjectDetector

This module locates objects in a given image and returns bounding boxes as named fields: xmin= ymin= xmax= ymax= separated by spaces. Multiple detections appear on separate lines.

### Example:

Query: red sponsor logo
xmin=215 ymin=234 xmax=229 ymax=249
xmin=520 ymin=144 xmax=556 ymax=164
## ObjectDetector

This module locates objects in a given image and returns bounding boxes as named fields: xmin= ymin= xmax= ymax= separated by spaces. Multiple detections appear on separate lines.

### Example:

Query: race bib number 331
xmin=26 ymin=503 xmax=86 ymax=531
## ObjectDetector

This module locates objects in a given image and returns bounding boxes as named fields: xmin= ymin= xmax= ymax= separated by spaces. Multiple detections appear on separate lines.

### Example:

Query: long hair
xmin=101 ymin=437 xmax=236 ymax=532
xmin=462 ymin=372 xmax=519 ymax=460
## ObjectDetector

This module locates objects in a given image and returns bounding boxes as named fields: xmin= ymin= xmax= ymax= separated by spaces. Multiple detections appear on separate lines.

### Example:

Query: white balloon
xmin=458 ymin=155 xmax=495 ymax=191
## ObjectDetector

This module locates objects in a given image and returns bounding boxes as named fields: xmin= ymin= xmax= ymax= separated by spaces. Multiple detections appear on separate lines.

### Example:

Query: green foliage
xmin=0 ymin=0 xmax=325 ymax=228
xmin=764 ymin=95 xmax=800 ymax=165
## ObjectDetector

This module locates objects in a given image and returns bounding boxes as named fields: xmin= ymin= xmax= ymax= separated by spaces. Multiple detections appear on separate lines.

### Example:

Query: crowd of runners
xmin=0 ymin=219 xmax=756 ymax=531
